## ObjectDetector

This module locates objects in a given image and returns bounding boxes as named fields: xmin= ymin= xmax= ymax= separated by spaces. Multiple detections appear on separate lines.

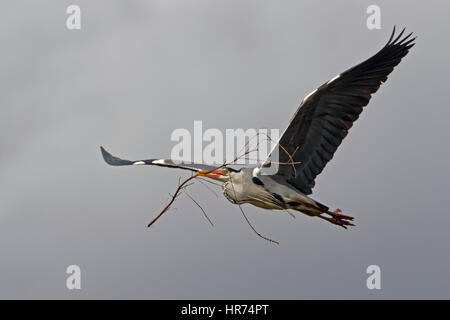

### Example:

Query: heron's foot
xmin=318 ymin=214 xmax=355 ymax=229
xmin=326 ymin=208 xmax=354 ymax=221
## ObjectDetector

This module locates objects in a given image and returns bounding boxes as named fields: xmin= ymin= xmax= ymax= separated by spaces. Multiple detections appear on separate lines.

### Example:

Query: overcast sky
xmin=0 ymin=0 xmax=449 ymax=299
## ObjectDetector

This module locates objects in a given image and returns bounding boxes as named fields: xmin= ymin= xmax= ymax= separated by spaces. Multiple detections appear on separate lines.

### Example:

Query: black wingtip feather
xmin=386 ymin=26 xmax=416 ymax=49
xmin=386 ymin=26 xmax=396 ymax=45
xmin=100 ymin=146 xmax=133 ymax=166
xmin=277 ymin=27 xmax=415 ymax=194
xmin=392 ymin=27 xmax=406 ymax=44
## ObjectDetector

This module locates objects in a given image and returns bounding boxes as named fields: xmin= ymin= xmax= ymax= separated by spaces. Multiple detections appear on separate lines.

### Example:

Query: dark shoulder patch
xmin=272 ymin=193 xmax=285 ymax=203
xmin=252 ymin=177 xmax=264 ymax=186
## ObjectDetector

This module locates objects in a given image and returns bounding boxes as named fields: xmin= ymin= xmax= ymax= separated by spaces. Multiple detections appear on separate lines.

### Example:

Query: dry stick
xmin=147 ymin=174 xmax=198 ymax=227
xmin=146 ymin=149 xmax=253 ymax=228
xmin=225 ymin=146 xmax=280 ymax=244
xmin=238 ymin=134 xmax=298 ymax=221
xmin=146 ymin=132 xmax=300 ymax=242
xmin=254 ymin=133 xmax=303 ymax=221
xmin=223 ymin=134 xmax=302 ymax=244
xmin=196 ymin=177 xmax=220 ymax=197
xmin=235 ymin=133 xmax=261 ymax=164
xmin=197 ymin=177 xmax=223 ymax=187
xmin=284 ymin=210 xmax=296 ymax=219
xmin=229 ymin=179 xmax=280 ymax=245
xmin=239 ymin=157 xmax=301 ymax=166
xmin=238 ymin=204 xmax=279 ymax=245
xmin=176 ymin=176 xmax=214 ymax=226
xmin=257 ymin=131 xmax=300 ymax=175
xmin=183 ymin=188 xmax=214 ymax=227
xmin=259 ymin=131 xmax=300 ymax=172
xmin=201 ymin=143 xmax=282 ymax=244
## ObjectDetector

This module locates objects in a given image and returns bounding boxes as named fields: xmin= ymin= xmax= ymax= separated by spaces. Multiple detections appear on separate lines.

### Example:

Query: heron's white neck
xmin=252 ymin=167 xmax=261 ymax=177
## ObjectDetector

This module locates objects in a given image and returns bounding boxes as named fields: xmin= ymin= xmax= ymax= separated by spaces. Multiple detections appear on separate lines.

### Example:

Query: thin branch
xmin=147 ymin=174 xmax=198 ymax=228
xmin=228 ymin=168 xmax=279 ymax=245
xmin=237 ymin=203 xmax=279 ymax=245
xmin=257 ymin=131 xmax=300 ymax=175
xmin=196 ymin=177 xmax=220 ymax=197
xmin=146 ymin=131 xmax=300 ymax=245
xmin=183 ymin=188 xmax=214 ymax=227
xmin=283 ymin=209 xmax=296 ymax=219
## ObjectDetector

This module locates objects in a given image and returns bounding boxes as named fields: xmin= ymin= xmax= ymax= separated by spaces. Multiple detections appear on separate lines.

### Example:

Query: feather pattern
xmin=270 ymin=27 xmax=415 ymax=194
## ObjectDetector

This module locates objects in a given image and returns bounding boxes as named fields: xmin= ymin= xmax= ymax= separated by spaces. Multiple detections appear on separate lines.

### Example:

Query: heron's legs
xmin=317 ymin=214 xmax=355 ymax=229
xmin=325 ymin=208 xmax=354 ymax=221
xmin=293 ymin=206 xmax=355 ymax=228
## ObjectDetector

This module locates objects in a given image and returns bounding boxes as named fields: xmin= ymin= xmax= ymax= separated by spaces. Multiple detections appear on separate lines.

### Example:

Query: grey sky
xmin=0 ymin=1 xmax=449 ymax=299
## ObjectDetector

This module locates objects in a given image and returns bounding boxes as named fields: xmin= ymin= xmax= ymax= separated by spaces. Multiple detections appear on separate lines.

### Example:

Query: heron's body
xmin=223 ymin=168 xmax=318 ymax=212
xmin=101 ymin=27 xmax=415 ymax=232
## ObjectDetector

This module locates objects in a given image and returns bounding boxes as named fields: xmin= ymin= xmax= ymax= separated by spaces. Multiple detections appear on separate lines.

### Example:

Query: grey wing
xmin=269 ymin=27 xmax=415 ymax=194
xmin=100 ymin=146 xmax=218 ymax=172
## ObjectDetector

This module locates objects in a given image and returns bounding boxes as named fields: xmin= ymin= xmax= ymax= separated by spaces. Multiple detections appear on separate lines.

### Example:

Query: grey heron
xmin=101 ymin=27 xmax=415 ymax=233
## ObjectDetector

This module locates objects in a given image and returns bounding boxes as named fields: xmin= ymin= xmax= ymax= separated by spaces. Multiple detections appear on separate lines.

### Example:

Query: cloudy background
xmin=0 ymin=0 xmax=449 ymax=299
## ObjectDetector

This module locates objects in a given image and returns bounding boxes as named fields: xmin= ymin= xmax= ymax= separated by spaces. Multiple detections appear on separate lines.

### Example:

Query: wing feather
xmin=100 ymin=146 xmax=219 ymax=172
xmin=269 ymin=27 xmax=415 ymax=194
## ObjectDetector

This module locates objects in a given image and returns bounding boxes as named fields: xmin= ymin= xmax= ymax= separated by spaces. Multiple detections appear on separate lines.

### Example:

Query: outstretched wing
xmin=269 ymin=27 xmax=415 ymax=194
xmin=100 ymin=146 xmax=218 ymax=172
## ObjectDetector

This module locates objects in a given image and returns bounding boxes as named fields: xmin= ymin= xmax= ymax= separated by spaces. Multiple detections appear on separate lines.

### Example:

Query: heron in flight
xmin=101 ymin=27 xmax=415 ymax=231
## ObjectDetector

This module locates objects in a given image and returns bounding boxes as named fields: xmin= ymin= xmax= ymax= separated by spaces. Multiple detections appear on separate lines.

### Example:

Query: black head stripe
xmin=252 ymin=177 xmax=264 ymax=186
xmin=272 ymin=193 xmax=285 ymax=204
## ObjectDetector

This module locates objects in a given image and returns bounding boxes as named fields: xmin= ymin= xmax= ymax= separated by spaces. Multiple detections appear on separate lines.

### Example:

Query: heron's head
xmin=196 ymin=168 xmax=231 ymax=182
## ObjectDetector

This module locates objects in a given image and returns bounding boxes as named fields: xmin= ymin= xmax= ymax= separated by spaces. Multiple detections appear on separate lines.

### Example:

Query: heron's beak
xmin=196 ymin=168 xmax=229 ymax=181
